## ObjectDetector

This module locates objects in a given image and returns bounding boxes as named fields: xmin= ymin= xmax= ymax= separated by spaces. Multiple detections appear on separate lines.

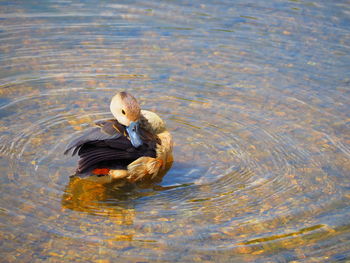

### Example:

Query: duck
xmin=64 ymin=91 xmax=173 ymax=184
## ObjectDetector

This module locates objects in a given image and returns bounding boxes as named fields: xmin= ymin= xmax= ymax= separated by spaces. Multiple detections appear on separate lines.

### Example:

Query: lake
xmin=0 ymin=0 xmax=349 ymax=262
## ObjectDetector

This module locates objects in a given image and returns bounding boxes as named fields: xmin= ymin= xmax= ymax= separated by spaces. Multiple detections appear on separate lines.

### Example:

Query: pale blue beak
xmin=126 ymin=121 xmax=143 ymax=148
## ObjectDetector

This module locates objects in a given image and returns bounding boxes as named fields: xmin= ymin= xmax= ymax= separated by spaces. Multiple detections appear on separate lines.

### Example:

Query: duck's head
xmin=110 ymin=92 xmax=143 ymax=148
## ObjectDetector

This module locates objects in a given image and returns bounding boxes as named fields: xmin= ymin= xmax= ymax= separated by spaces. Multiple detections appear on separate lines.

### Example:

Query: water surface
xmin=1 ymin=0 xmax=349 ymax=262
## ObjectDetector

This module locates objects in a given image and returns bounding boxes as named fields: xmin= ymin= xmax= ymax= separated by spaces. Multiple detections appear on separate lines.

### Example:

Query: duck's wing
xmin=65 ymin=120 xmax=156 ymax=173
xmin=64 ymin=120 xmax=124 ymax=156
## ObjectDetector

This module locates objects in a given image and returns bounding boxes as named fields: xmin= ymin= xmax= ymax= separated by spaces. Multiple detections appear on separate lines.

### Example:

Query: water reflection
xmin=62 ymin=177 xmax=136 ymax=215
xmin=61 ymin=160 xmax=180 ymax=217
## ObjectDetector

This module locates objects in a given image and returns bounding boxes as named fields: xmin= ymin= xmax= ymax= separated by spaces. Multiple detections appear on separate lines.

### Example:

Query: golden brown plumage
xmin=65 ymin=92 xmax=173 ymax=184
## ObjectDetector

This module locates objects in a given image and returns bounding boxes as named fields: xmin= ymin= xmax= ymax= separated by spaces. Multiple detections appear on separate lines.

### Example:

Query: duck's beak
xmin=126 ymin=121 xmax=143 ymax=148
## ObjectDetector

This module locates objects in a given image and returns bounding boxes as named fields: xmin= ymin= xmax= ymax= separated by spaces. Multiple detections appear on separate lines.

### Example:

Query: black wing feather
xmin=64 ymin=120 xmax=122 ymax=155
xmin=65 ymin=119 xmax=157 ymax=173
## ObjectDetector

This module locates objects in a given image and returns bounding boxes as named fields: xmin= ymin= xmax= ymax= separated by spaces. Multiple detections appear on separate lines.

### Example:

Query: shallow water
xmin=1 ymin=0 xmax=349 ymax=262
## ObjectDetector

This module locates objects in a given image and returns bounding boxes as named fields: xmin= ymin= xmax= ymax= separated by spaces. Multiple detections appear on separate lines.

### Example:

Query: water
xmin=1 ymin=0 xmax=349 ymax=262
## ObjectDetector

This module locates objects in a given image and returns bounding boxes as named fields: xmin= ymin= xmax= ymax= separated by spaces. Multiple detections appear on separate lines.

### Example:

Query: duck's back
xmin=64 ymin=120 xmax=157 ymax=173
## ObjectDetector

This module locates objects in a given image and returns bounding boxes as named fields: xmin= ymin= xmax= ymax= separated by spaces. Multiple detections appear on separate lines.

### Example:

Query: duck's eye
xmin=121 ymin=109 xmax=126 ymax=115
